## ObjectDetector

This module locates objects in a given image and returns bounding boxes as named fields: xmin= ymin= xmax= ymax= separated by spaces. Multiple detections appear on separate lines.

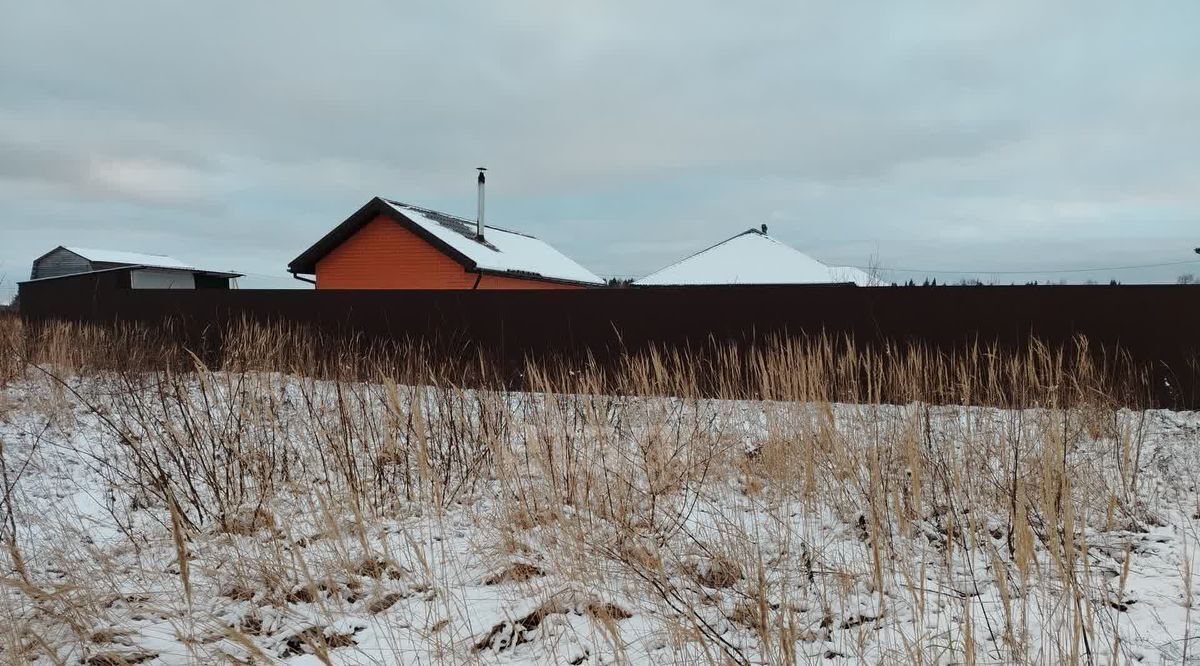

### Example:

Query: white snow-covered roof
xmin=635 ymin=229 xmax=875 ymax=286
xmin=64 ymin=247 xmax=194 ymax=271
xmin=384 ymin=201 xmax=604 ymax=285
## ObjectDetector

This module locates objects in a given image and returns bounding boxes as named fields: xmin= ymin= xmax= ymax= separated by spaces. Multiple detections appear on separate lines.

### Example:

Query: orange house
xmin=288 ymin=197 xmax=604 ymax=289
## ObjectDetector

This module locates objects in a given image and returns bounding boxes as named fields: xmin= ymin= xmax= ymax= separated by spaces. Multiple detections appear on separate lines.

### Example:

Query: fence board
xmin=18 ymin=274 xmax=1200 ymax=405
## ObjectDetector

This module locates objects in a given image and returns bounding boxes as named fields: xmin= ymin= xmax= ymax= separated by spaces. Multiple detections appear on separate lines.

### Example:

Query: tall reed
xmin=0 ymin=318 xmax=1189 ymax=664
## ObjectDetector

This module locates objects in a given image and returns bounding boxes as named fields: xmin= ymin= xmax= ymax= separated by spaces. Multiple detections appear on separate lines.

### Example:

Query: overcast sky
xmin=3 ymin=2 xmax=1199 ymax=301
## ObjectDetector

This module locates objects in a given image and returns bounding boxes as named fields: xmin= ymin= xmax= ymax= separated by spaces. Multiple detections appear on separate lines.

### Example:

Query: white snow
xmin=4 ymin=372 xmax=1199 ymax=665
xmin=64 ymin=247 xmax=194 ymax=271
xmin=634 ymin=230 xmax=879 ymax=286
xmin=384 ymin=201 xmax=605 ymax=285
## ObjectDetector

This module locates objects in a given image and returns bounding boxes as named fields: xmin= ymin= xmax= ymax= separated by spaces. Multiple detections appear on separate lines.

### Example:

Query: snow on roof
xmin=384 ymin=201 xmax=605 ymax=285
xmin=634 ymin=230 xmax=877 ymax=286
xmin=827 ymin=265 xmax=883 ymax=287
xmin=64 ymin=247 xmax=194 ymax=271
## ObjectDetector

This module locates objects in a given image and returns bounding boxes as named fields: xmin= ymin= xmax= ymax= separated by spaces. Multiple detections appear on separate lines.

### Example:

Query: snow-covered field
xmin=1 ymin=365 xmax=1198 ymax=665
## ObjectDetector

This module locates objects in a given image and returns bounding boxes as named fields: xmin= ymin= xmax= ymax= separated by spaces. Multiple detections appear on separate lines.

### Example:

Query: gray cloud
xmin=2 ymin=1 xmax=1199 ymax=300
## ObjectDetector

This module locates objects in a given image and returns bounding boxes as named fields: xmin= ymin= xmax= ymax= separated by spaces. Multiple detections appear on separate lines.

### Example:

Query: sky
xmin=2 ymin=2 xmax=1199 ymax=301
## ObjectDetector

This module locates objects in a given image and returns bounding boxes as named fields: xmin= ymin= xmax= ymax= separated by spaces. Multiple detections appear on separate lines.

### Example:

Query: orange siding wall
xmin=315 ymin=216 xmax=583 ymax=290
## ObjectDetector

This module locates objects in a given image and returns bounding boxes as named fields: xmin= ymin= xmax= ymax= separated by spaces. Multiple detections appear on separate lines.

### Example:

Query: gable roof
xmin=288 ymin=197 xmax=604 ymax=286
xmin=63 ymin=247 xmax=194 ymax=271
xmin=634 ymin=228 xmax=877 ymax=286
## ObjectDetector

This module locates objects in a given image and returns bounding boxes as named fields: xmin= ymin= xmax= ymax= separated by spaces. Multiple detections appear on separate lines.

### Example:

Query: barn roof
xmin=63 ymin=247 xmax=194 ymax=271
xmin=288 ymin=197 xmax=604 ymax=286
xmin=634 ymin=228 xmax=878 ymax=286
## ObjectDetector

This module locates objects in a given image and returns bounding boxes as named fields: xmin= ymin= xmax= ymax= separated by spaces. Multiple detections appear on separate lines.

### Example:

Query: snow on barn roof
xmin=64 ymin=247 xmax=194 ymax=271
xmin=634 ymin=229 xmax=877 ymax=286
xmin=288 ymin=197 xmax=604 ymax=286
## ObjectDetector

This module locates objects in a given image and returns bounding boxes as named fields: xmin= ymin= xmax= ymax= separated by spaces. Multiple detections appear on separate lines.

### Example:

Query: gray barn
xmin=29 ymin=246 xmax=240 ymax=289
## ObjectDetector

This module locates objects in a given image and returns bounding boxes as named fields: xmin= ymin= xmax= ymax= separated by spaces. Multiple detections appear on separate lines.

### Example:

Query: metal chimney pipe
xmin=476 ymin=167 xmax=487 ymax=240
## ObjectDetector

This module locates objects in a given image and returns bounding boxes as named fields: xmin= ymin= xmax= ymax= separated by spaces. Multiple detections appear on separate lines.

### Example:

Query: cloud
xmin=1 ymin=1 xmax=1199 ymax=302
xmin=0 ymin=132 xmax=224 ymax=210
xmin=81 ymin=157 xmax=211 ymax=206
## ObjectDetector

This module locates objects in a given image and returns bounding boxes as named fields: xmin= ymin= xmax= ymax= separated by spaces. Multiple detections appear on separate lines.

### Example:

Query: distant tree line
xmin=894 ymin=278 xmax=1128 ymax=286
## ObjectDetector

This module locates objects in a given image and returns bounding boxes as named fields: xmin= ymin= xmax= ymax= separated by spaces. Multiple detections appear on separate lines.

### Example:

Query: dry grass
xmin=0 ymin=317 xmax=1194 ymax=664
xmin=0 ymin=315 xmax=20 ymax=389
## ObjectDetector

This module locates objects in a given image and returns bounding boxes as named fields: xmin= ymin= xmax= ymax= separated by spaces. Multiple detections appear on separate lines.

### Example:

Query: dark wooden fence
xmin=18 ymin=271 xmax=1200 ymax=406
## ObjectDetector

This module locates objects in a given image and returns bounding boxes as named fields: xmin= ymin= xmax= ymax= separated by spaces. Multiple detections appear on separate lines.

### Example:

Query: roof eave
xmin=473 ymin=266 xmax=603 ymax=287
xmin=19 ymin=265 xmax=134 ymax=284
xmin=19 ymin=265 xmax=244 ymax=285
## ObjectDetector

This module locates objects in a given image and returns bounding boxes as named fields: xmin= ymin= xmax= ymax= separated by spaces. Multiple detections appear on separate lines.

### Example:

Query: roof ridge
xmin=62 ymin=246 xmax=196 ymax=271
xmin=638 ymin=228 xmax=769 ymax=280
xmin=384 ymin=199 xmax=539 ymax=239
